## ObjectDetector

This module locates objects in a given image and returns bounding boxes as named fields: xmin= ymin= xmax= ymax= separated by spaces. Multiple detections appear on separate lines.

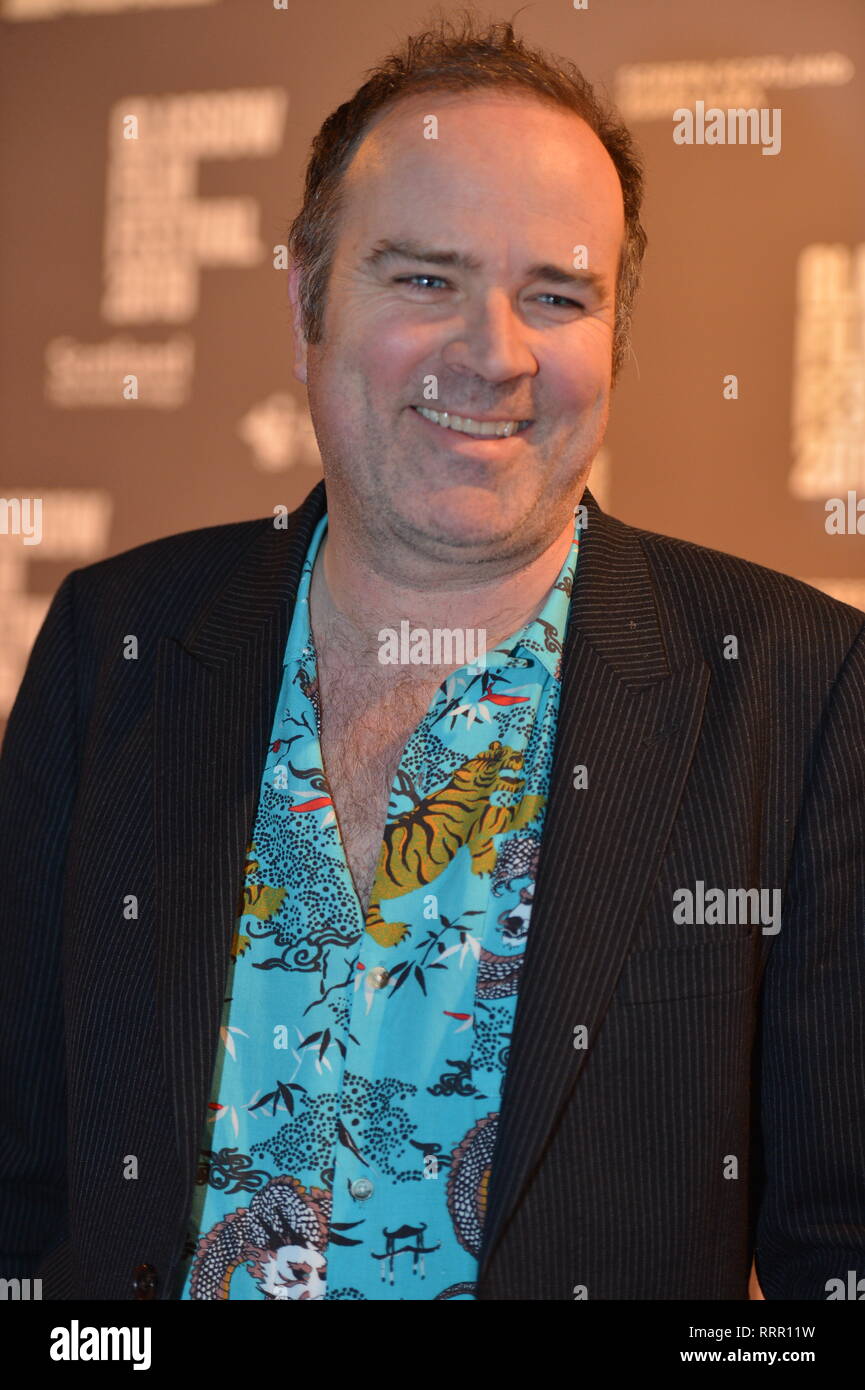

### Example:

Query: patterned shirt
xmin=174 ymin=508 xmax=580 ymax=1300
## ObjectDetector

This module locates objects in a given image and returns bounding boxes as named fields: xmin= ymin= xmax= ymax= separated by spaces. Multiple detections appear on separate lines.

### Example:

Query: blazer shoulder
xmin=625 ymin=518 xmax=865 ymax=648
xmin=60 ymin=514 xmax=275 ymax=638
xmin=72 ymin=514 xmax=269 ymax=586
xmin=34 ymin=515 xmax=290 ymax=737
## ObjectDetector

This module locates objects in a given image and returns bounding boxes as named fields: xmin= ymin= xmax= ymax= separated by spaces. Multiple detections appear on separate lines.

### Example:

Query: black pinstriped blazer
xmin=2 ymin=478 xmax=864 ymax=1300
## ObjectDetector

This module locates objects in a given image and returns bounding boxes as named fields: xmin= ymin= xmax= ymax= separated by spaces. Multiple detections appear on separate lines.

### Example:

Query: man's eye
xmin=393 ymin=274 xmax=449 ymax=290
xmin=392 ymin=278 xmax=584 ymax=311
xmin=537 ymin=293 xmax=585 ymax=310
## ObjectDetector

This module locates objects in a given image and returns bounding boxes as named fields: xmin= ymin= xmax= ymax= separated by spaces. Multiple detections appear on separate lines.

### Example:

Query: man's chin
xmin=398 ymin=488 xmax=527 ymax=549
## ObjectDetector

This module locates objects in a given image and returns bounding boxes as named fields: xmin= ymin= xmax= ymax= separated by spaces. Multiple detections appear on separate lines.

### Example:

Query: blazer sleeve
xmin=755 ymin=620 xmax=865 ymax=1298
xmin=0 ymin=571 xmax=80 ymax=1277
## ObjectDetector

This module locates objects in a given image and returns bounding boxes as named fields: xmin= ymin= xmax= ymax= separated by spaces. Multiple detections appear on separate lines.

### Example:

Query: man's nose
xmin=442 ymin=288 xmax=537 ymax=382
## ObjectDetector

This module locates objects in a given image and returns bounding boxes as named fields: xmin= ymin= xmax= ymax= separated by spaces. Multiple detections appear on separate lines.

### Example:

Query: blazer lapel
xmin=477 ymin=489 xmax=711 ymax=1283
xmin=153 ymin=480 xmax=327 ymax=1195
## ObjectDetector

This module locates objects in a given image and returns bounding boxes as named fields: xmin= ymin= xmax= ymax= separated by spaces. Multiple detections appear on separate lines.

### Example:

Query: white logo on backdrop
xmin=789 ymin=244 xmax=865 ymax=499
xmin=614 ymin=52 xmax=854 ymax=120
xmin=44 ymin=88 xmax=288 ymax=407
xmin=237 ymin=393 xmax=322 ymax=473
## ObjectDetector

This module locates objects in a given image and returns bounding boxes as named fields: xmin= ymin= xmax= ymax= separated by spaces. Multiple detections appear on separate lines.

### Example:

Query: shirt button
xmin=367 ymin=966 xmax=390 ymax=989
xmin=350 ymin=1177 xmax=374 ymax=1201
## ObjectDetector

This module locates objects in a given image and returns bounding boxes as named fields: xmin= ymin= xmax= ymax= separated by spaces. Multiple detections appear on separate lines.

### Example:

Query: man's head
xmin=287 ymin=12 xmax=647 ymax=568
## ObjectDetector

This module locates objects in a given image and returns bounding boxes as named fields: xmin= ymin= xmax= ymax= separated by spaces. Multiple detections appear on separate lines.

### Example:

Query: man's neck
xmin=308 ymin=509 xmax=578 ymax=676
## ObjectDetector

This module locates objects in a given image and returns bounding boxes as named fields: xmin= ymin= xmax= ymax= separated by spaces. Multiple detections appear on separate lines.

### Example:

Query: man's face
xmin=289 ymin=90 xmax=625 ymax=563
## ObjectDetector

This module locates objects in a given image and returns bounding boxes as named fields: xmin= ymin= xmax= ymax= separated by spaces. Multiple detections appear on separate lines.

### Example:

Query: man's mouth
xmin=412 ymin=405 xmax=533 ymax=438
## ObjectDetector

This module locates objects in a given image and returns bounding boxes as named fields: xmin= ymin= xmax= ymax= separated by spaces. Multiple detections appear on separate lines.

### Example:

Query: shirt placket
xmin=323 ymin=711 xmax=447 ymax=1296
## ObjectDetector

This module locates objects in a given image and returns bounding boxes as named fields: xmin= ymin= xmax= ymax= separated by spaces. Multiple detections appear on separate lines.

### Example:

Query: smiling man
xmin=296 ymin=84 xmax=625 ymax=933
xmin=1 ymin=15 xmax=864 ymax=1303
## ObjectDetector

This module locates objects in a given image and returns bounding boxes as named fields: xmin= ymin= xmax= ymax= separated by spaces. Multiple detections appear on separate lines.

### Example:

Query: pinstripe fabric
xmin=1 ymin=480 xmax=863 ymax=1300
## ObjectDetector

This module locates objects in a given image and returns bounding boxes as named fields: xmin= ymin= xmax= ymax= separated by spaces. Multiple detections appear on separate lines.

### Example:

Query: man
xmin=1 ymin=17 xmax=863 ymax=1301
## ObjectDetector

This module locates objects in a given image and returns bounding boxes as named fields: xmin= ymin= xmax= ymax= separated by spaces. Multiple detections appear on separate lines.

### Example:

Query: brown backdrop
xmin=2 ymin=0 xmax=863 ymax=737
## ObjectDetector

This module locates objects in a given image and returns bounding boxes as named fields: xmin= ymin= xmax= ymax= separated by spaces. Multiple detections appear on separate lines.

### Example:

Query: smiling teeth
xmin=415 ymin=406 xmax=529 ymax=437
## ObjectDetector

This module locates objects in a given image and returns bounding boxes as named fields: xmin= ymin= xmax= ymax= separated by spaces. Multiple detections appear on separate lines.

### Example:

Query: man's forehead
xmin=347 ymin=87 xmax=616 ymax=183
xmin=361 ymin=86 xmax=589 ymax=137
xmin=341 ymin=90 xmax=624 ymax=262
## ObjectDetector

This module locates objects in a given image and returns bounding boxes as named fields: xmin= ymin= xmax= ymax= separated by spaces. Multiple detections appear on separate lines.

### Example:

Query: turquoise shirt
xmin=175 ymin=509 xmax=580 ymax=1299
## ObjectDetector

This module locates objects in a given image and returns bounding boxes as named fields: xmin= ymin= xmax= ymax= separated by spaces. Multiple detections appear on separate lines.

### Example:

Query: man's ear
xmin=287 ymin=259 xmax=309 ymax=385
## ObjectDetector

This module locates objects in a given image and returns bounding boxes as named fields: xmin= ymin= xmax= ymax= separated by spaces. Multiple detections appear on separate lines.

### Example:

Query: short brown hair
xmin=288 ymin=7 xmax=647 ymax=384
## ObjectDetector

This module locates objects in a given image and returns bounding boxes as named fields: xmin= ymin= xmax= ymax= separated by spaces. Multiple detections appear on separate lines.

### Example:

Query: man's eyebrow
xmin=361 ymin=238 xmax=484 ymax=274
xmin=360 ymin=238 xmax=607 ymax=294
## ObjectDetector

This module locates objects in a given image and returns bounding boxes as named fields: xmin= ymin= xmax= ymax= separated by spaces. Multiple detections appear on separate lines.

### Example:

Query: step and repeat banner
xmin=1 ymin=0 xmax=863 ymax=735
